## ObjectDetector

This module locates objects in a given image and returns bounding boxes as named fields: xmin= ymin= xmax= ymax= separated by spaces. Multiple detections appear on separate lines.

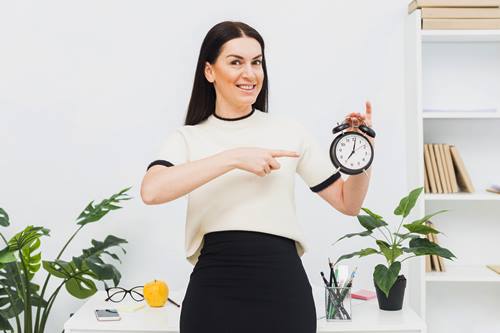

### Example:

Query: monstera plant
xmin=0 ymin=187 xmax=131 ymax=332
xmin=333 ymin=187 xmax=456 ymax=310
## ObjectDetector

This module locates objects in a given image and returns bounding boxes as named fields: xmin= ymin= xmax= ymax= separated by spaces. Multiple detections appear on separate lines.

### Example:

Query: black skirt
xmin=180 ymin=230 xmax=317 ymax=333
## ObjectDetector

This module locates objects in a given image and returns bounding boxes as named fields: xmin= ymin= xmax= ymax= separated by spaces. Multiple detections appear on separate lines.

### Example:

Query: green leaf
xmin=42 ymin=260 xmax=98 ymax=299
xmin=85 ymin=257 xmax=122 ymax=286
xmin=0 ymin=262 xmax=46 ymax=320
xmin=373 ymin=262 xmax=401 ymax=298
xmin=0 ymin=311 xmax=13 ymax=330
xmin=331 ymin=230 xmax=373 ymax=245
xmin=45 ymin=234 xmax=126 ymax=298
xmin=42 ymin=260 xmax=67 ymax=279
xmin=376 ymin=240 xmax=403 ymax=263
xmin=394 ymin=187 xmax=423 ymax=218
xmin=406 ymin=210 xmax=448 ymax=226
xmin=103 ymin=251 xmax=121 ymax=263
xmin=335 ymin=248 xmax=379 ymax=264
xmin=0 ymin=208 xmax=9 ymax=227
xmin=65 ymin=274 xmax=97 ymax=299
xmin=8 ymin=225 xmax=50 ymax=252
xmin=79 ymin=236 xmax=128 ymax=260
xmin=361 ymin=207 xmax=384 ymax=220
xmin=21 ymin=238 xmax=43 ymax=281
xmin=403 ymin=223 xmax=439 ymax=235
xmin=0 ymin=247 xmax=16 ymax=264
xmin=393 ymin=233 xmax=421 ymax=241
xmin=405 ymin=238 xmax=456 ymax=259
xmin=76 ymin=187 xmax=132 ymax=226
xmin=357 ymin=215 xmax=388 ymax=231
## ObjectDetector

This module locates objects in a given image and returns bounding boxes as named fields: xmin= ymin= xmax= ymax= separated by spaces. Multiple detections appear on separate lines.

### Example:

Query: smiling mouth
xmin=236 ymin=84 xmax=256 ymax=91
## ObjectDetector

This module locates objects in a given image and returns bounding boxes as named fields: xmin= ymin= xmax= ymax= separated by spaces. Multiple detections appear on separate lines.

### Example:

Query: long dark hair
xmin=185 ymin=21 xmax=269 ymax=126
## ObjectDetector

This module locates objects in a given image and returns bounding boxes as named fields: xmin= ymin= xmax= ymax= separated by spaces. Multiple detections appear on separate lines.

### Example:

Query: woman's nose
xmin=241 ymin=64 xmax=256 ymax=80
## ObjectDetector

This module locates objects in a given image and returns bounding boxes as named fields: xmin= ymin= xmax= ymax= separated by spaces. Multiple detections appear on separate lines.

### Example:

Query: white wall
xmin=0 ymin=1 xmax=410 ymax=331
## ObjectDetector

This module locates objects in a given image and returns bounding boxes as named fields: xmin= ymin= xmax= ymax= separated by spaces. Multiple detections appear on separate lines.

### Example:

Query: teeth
xmin=237 ymin=85 xmax=254 ymax=90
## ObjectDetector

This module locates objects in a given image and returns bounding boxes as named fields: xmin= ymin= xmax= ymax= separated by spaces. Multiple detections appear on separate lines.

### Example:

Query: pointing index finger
xmin=271 ymin=150 xmax=301 ymax=158
xmin=365 ymin=101 xmax=372 ymax=118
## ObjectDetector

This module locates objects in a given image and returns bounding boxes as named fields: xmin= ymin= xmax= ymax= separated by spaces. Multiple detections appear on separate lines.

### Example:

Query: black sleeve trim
xmin=147 ymin=160 xmax=174 ymax=171
xmin=310 ymin=172 xmax=341 ymax=193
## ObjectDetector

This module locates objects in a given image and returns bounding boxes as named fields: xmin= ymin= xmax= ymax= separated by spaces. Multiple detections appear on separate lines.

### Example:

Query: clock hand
xmin=346 ymin=138 xmax=356 ymax=160
xmin=346 ymin=143 xmax=368 ymax=162
xmin=354 ymin=144 xmax=367 ymax=153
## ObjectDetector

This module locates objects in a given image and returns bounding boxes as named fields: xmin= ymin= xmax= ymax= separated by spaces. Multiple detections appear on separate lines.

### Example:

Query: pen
xmin=343 ymin=267 xmax=358 ymax=288
xmin=329 ymin=259 xmax=339 ymax=288
xmin=320 ymin=272 xmax=330 ymax=287
xmin=328 ymin=258 xmax=333 ymax=287
xmin=168 ymin=298 xmax=180 ymax=307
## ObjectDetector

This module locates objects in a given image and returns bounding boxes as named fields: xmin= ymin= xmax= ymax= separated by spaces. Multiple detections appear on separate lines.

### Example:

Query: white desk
xmin=64 ymin=290 xmax=426 ymax=333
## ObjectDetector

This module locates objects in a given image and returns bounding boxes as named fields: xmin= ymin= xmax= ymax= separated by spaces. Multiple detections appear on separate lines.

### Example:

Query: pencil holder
xmin=324 ymin=286 xmax=352 ymax=321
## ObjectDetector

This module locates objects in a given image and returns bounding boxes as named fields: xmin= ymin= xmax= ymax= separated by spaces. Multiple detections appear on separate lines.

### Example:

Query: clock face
xmin=331 ymin=132 xmax=373 ymax=174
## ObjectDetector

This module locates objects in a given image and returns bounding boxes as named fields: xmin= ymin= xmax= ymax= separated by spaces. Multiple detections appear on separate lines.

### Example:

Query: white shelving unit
xmin=405 ymin=10 xmax=500 ymax=333
xmin=426 ymin=265 xmax=500 ymax=283
xmin=425 ymin=192 xmax=500 ymax=201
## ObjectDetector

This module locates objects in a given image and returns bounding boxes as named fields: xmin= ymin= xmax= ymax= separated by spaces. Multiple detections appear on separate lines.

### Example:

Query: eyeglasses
xmin=105 ymin=286 xmax=144 ymax=302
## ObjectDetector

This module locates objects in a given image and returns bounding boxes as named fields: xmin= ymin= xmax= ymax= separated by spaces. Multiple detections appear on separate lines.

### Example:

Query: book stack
xmin=408 ymin=0 xmax=500 ymax=29
xmin=425 ymin=221 xmax=446 ymax=272
xmin=423 ymin=143 xmax=475 ymax=194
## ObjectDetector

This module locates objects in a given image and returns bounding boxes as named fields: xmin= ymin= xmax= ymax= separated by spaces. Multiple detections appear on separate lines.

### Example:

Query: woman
xmin=141 ymin=21 xmax=373 ymax=333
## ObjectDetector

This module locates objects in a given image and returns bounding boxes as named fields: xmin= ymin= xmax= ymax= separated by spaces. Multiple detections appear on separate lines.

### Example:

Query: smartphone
xmin=95 ymin=309 xmax=121 ymax=321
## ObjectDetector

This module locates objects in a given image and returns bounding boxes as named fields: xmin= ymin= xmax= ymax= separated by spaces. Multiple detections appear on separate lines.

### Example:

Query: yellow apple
xmin=143 ymin=279 xmax=169 ymax=307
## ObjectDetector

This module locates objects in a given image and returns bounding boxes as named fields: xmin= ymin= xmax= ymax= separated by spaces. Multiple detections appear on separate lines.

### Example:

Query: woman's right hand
xmin=225 ymin=147 xmax=300 ymax=177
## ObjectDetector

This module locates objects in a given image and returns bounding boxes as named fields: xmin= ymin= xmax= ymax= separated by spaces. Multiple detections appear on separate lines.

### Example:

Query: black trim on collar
xmin=310 ymin=172 xmax=341 ymax=193
xmin=147 ymin=160 xmax=174 ymax=171
xmin=213 ymin=106 xmax=255 ymax=121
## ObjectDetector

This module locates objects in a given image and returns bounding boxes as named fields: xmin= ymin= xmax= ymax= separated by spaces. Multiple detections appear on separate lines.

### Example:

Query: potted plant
xmin=332 ymin=187 xmax=456 ymax=310
xmin=0 ymin=187 xmax=131 ymax=332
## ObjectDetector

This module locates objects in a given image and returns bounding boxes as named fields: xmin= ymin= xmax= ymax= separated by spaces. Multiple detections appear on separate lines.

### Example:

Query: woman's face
xmin=204 ymin=37 xmax=264 ymax=110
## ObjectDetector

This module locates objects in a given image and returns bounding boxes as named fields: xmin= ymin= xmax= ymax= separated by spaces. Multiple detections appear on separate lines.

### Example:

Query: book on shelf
xmin=423 ymin=144 xmax=473 ymax=193
xmin=421 ymin=7 xmax=500 ymax=18
xmin=427 ymin=143 xmax=443 ymax=193
xmin=424 ymin=163 xmax=430 ymax=193
xmin=424 ymin=144 xmax=438 ymax=193
xmin=409 ymin=0 xmax=500 ymax=14
xmin=439 ymin=144 xmax=453 ymax=193
xmin=443 ymin=145 xmax=459 ymax=192
xmin=427 ymin=234 xmax=442 ymax=272
xmin=433 ymin=144 xmax=449 ymax=193
xmin=487 ymin=265 xmax=500 ymax=274
xmin=449 ymin=145 xmax=475 ymax=192
xmin=423 ymin=18 xmax=500 ymax=29
xmin=426 ymin=221 xmax=445 ymax=272
xmin=425 ymin=251 xmax=432 ymax=272
xmin=486 ymin=184 xmax=500 ymax=194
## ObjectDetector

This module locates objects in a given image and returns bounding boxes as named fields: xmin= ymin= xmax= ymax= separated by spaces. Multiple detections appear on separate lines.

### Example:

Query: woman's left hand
xmin=345 ymin=101 xmax=373 ymax=130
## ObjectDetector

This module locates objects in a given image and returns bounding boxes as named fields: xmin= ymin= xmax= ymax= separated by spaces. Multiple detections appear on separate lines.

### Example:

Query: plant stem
xmin=19 ymin=251 xmax=32 ymax=333
xmin=35 ymin=225 xmax=83 ymax=332
xmin=393 ymin=216 xmax=406 ymax=247
xmin=38 ymin=281 xmax=65 ymax=333
xmin=377 ymin=227 xmax=392 ymax=244
xmin=383 ymin=226 xmax=395 ymax=244
xmin=0 ymin=233 xmax=8 ymax=246
xmin=400 ymin=255 xmax=417 ymax=263
xmin=55 ymin=226 xmax=84 ymax=261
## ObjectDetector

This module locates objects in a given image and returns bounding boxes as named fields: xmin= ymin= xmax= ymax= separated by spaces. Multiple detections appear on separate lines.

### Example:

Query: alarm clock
xmin=329 ymin=122 xmax=376 ymax=175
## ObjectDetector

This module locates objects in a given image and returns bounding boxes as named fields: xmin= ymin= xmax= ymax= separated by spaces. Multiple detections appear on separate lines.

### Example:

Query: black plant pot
xmin=374 ymin=275 xmax=406 ymax=311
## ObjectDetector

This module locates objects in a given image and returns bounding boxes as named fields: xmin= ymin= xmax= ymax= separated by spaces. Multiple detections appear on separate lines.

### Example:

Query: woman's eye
xmin=231 ymin=60 xmax=241 ymax=65
xmin=253 ymin=60 xmax=262 ymax=65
